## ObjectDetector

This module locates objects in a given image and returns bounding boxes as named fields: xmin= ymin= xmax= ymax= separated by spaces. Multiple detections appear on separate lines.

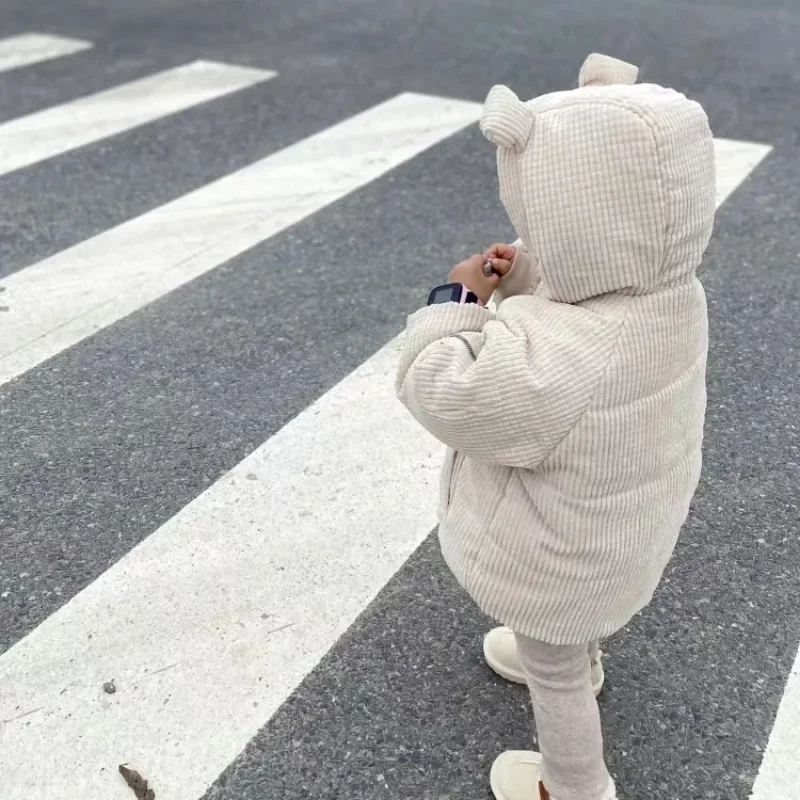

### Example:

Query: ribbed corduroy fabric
xmin=396 ymin=55 xmax=716 ymax=644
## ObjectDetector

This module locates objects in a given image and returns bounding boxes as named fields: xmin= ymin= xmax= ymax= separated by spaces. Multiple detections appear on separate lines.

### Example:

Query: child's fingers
xmin=483 ymin=243 xmax=505 ymax=259
xmin=488 ymin=258 xmax=513 ymax=277
xmin=484 ymin=243 xmax=517 ymax=262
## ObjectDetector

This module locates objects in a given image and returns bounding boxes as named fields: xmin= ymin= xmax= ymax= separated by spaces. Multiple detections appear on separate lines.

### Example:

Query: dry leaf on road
xmin=119 ymin=764 xmax=155 ymax=800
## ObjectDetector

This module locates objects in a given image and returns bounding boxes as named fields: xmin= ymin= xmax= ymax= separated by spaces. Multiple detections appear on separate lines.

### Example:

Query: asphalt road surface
xmin=1 ymin=1 xmax=799 ymax=799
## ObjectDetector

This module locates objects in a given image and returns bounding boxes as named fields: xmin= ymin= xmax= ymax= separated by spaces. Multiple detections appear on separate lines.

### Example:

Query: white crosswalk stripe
xmin=0 ymin=336 xmax=442 ymax=800
xmin=0 ymin=36 xmax=794 ymax=800
xmin=751 ymin=646 xmax=800 ymax=799
xmin=0 ymin=32 xmax=91 ymax=74
xmin=0 ymin=59 xmax=273 ymax=178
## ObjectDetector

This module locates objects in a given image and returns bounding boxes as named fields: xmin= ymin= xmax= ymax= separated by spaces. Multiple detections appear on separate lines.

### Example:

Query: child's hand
xmin=483 ymin=242 xmax=517 ymax=265
xmin=448 ymin=254 xmax=511 ymax=305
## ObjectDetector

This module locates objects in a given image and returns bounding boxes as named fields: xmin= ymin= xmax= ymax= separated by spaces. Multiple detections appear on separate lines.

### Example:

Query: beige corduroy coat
xmin=396 ymin=54 xmax=716 ymax=645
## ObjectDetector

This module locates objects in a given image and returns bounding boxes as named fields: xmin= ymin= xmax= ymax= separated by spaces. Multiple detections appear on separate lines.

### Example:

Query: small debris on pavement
xmin=103 ymin=679 xmax=116 ymax=694
xmin=119 ymin=765 xmax=156 ymax=800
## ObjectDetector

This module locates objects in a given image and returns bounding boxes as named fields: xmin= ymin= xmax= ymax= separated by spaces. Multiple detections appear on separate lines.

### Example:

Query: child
xmin=396 ymin=53 xmax=716 ymax=800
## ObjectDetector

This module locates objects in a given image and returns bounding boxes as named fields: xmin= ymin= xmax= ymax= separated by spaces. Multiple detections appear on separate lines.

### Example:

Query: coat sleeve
xmin=396 ymin=297 xmax=623 ymax=469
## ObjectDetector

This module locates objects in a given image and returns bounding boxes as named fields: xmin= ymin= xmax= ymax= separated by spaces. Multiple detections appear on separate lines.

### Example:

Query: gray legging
xmin=515 ymin=634 xmax=618 ymax=800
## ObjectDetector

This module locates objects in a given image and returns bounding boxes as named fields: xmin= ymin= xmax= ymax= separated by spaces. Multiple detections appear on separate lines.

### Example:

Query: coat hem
xmin=438 ymin=523 xmax=656 ymax=646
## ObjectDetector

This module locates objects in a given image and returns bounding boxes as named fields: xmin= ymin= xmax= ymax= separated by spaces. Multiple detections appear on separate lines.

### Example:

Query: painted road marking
xmin=0 ymin=335 xmax=441 ymax=800
xmin=713 ymin=137 xmax=773 ymax=207
xmin=0 ymin=32 xmax=91 ymax=75
xmin=751 ymin=645 xmax=800 ymax=800
xmin=0 ymin=59 xmax=274 ymax=177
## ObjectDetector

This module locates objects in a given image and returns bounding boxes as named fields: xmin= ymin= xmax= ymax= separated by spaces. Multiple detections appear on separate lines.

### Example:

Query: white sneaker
xmin=490 ymin=750 xmax=548 ymax=800
xmin=483 ymin=626 xmax=605 ymax=696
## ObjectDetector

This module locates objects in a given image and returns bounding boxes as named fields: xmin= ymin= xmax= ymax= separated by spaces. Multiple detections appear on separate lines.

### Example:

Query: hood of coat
xmin=480 ymin=54 xmax=716 ymax=304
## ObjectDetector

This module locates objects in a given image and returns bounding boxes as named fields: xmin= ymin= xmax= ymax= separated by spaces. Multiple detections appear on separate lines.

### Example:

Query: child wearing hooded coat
xmin=396 ymin=53 xmax=716 ymax=800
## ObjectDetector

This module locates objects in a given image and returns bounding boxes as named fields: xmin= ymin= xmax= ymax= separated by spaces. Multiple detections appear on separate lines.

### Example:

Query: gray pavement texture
xmin=1 ymin=0 xmax=800 ymax=798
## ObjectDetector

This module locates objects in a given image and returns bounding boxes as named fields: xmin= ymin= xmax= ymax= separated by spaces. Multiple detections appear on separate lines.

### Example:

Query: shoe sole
xmin=483 ymin=628 xmax=605 ymax=697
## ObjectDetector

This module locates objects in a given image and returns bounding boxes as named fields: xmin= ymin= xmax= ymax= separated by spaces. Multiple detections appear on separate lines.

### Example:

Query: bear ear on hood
xmin=479 ymin=85 xmax=533 ymax=153
xmin=578 ymin=53 xmax=639 ymax=87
